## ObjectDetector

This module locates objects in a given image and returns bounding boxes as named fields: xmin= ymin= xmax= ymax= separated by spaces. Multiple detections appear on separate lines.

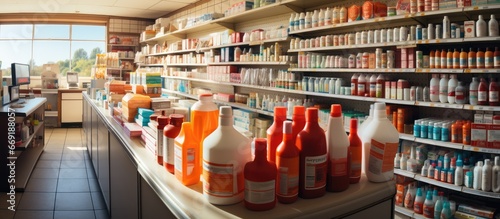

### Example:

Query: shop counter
xmin=82 ymin=92 xmax=396 ymax=219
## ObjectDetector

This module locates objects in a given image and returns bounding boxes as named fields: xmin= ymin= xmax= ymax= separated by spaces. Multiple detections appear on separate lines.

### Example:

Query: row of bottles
xmin=289 ymin=7 xmax=348 ymax=32
xmin=427 ymin=47 xmax=500 ymax=69
xmin=413 ymin=119 xmax=471 ymax=144
xmin=402 ymin=186 xmax=455 ymax=219
xmin=429 ymin=74 xmax=498 ymax=106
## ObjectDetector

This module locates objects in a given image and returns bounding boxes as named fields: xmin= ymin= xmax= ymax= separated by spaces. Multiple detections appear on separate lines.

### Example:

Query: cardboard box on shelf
xmin=487 ymin=124 xmax=500 ymax=149
xmin=471 ymin=123 xmax=488 ymax=147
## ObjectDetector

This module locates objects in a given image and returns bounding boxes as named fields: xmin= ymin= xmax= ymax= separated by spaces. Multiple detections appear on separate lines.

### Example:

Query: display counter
xmin=82 ymin=92 xmax=396 ymax=219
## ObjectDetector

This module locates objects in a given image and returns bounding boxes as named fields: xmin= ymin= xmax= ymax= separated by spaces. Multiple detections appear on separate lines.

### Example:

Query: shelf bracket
xmin=281 ymin=3 xmax=304 ymax=13
xmin=215 ymin=22 xmax=235 ymax=30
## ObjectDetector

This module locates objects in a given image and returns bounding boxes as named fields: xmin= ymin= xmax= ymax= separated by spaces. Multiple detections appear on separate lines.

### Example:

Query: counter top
xmin=84 ymin=93 xmax=395 ymax=218
xmin=1 ymin=98 xmax=46 ymax=116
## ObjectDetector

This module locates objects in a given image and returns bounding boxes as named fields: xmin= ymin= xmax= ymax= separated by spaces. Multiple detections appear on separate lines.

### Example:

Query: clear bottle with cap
xmin=361 ymin=102 xmax=400 ymax=182
xmin=400 ymin=150 xmax=408 ymax=171
xmin=326 ymin=104 xmax=350 ymax=191
xmin=477 ymin=15 xmax=487 ymax=37
xmin=203 ymin=106 xmax=251 ymax=205
xmin=276 ymin=121 xmax=300 ymax=203
xmin=244 ymin=138 xmax=277 ymax=211
xmin=407 ymin=146 xmax=418 ymax=173
xmin=394 ymin=153 xmax=401 ymax=169
xmin=482 ymin=159 xmax=493 ymax=192
xmin=297 ymin=108 xmax=327 ymax=198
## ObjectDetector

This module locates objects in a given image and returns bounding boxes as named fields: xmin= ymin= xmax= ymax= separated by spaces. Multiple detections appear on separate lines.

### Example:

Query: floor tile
xmin=60 ymin=159 xmax=86 ymax=169
xmin=61 ymin=152 xmax=85 ymax=161
xmin=54 ymin=210 xmax=96 ymax=219
xmin=95 ymin=209 xmax=110 ymax=219
xmin=87 ymin=168 xmax=97 ymax=180
xmin=17 ymin=193 xmax=55 ymax=210
xmin=0 ymin=192 xmax=22 ymax=210
xmin=25 ymin=178 xmax=58 ymax=192
xmin=59 ymin=169 xmax=88 ymax=179
xmin=39 ymin=153 xmax=62 ymax=161
xmin=43 ymin=148 xmax=63 ymax=154
xmin=0 ymin=209 xmax=15 ymax=219
xmin=88 ymin=179 xmax=100 ymax=192
xmin=31 ymin=168 xmax=59 ymax=179
xmin=14 ymin=210 xmax=53 ymax=219
xmin=91 ymin=192 xmax=106 ymax=210
xmin=55 ymin=193 xmax=93 ymax=211
xmin=35 ymin=160 xmax=61 ymax=169
xmin=57 ymin=179 xmax=89 ymax=192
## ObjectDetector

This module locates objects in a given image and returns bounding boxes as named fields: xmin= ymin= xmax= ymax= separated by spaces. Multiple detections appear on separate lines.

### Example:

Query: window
xmin=0 ymin=24 xmax=106 ymax=77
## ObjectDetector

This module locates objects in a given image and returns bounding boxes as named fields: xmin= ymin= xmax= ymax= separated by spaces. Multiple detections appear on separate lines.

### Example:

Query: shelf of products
xmin=17 ymin=122 xmax=44 ymax=150
xmin=288 ymin=68 xmax=417 ymax=73
xmin=208 ymin=61 xmax=289 ymax=66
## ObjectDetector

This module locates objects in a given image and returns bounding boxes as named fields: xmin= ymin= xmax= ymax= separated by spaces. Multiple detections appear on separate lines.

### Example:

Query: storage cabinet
xmin=97 ymin=116 xmax=110 ymax=211
xmin=0 ymin=98 xmax=46 ymax=192
xmin=59 ymin=90 xmax=84 ymax=127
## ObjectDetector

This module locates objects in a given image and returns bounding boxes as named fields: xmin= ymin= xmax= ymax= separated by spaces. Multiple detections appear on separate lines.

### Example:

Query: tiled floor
xmin=1 ymin=128 xmax=109 ymax=219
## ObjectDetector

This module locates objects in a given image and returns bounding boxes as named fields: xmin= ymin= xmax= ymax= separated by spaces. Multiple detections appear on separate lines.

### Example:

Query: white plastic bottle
xmin=423 ymin=190 xmax=435 ymax=218
xmin=455 ymin=155 xmax=464 ymax=186
xmin=202 ymin=106 xmax=252 ymax=205
xmin=358 ymin=104 xmax=373 ymax=139
xmin=470 ymin=77 xmax=479 ymax=105
xmin=439 ymin=74 xmax=449 ymax=103
xmin=326 ymin=104 xmax=350 ymax=191
xmin=289 ymin=14 xmax=295 ymax=32
xmin=318 ymin=8 xmax=325 ymax=27
xmin=394 ymin=153 xmax=401 ymax=169
xmin=489 ymin=14 xmax=499 ymax=37
xmin=361 ymin=102 xmax=400 ymax=182
xmin=434 ymin=192 xmax=443 ymax=219
xmin=407 ymin=146 xmax=418 ymax=173
xmin=476 ymin=15 xmax=487 ymax=37
xmin=447 ymin=74 xmax=458 ymax=104
xmin=443 ymin=16 xmax=451 ymax=39
xmin=294 ymin=13 xmax=300 ymax=31
xmin=325 ymin=7 xmax=332 ymax=25
xmin=312 ymin=10 xmax=319 ymax=28
xmin=430 ymin=74 xmax=440 ymax=102
xmin=400 ymin=151 xmax=408 ymax=171
xmin=455 ymin=81 xmax=466 ymax=104
xmin=332 ymin=7 xmax=339 ymax=24
xmin=404 ymin=183 xmax=417 ymax=208
xmin=482 ymin=159 xmax=492 ymax=192
xmin=305 ymin=11 xmax=312 ymax=29
xmin=473 ymin=161 xmax=483 ymax=190
xmin=421 ymin=160 xmax=430 ymax=177
xmin=428 ymin=163 xmax=435 ymax=179
xmin=299 ymin=12 xmax=305 ymax=30
xmin=493 ymin=156 xmax=500 ymax=193
xmin=413 ymin=188 xmax=425 ymax=214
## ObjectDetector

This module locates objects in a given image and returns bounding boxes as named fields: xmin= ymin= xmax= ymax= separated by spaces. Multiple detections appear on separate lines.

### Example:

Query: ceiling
xmin=0 ymin=0 xmax=199 ymax=19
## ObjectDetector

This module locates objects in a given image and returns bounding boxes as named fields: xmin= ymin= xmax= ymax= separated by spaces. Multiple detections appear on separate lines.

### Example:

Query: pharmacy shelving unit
xmin=108 ymin=33 xmax=140 ymax=81
xmin=146 ymin=1 xmax=500 ymax=218
xmin=0 ymin=98 xmax=46 ymax=192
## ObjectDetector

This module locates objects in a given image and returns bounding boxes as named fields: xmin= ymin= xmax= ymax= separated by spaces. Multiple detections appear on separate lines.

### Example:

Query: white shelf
xmin=17 ymin=122 xmax=44 ymax=150
xmin=288 ymin=68 xmax=416 ymax=73
xmin=463 ymin=104 xmax=500 ymax=112
xmin=399 ymin=133 xmax=416 ymax=141
xmin=415 ymin=68 xmax=464 ymax=74
xmin=288 ymin=41 xmax=413 ymax=53
xmin=165 ymin=63 xmax=207 ymax=67
xmin=464 ymin=68 xmax=500 ymax=74
xmin=415 ymin=38 xmax=464 ymax=44
xmin=139 ymin=64 xmax=164 ymax=67
xmin=414 ymin=174 xmax=462 ymax=192
xmin=461 ymin=187 xmax=500 ymax=199
xmin=463 ymin=145 xmax=500 ymax=154
xmin=109 ymin=44 xmax=137 ymax=47
xmin=45 ymin=111 xmax=58 ymax=117
xmin=148 ymin=48 xmax=200 ymax=56
xmin=205 ymin=37 xmax=289 ymax=50
xmin=394 ymin=169 xmax=416 ymax=178
xmin=414 ymin=137 xmax=464 ymax=150
xmin=208 ymin=61 xmax=289 ymax=66
xmin=395 ymin=206 xmax=414 ymax=218
xmin=414 ymin=101 xmax=464 ymax=109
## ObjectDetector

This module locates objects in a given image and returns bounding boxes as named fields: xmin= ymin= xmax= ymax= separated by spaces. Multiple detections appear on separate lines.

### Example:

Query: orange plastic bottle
xmin=460 ymin=48 xmax=468 ymax=69
xmin=174 ymin=122 xmax=200 ymax=186
xmin=462 ymin=121 xmax=471 ymax=145
xmin=485 ymin=47 xmax=494 ymax=69
xmin=267 ymin=106 xmax=287 ymax=162
xmin=435 ymin=50 xmax=441 ymax=69
xmin=292 ymin=106 xmax=306 ymax=144
xmin=476 ymin=48 xmax=485 ymax=69
xmin=430 ymin=50 xmax=435 ymax=68
xmin=348 ymin=118 xmax=362 ymax=184
xmin=163 ymin=114 xmax=184 ymax=173
xmin=441 ymin=49 xmax=447 ymax=69
xmin=276 ymin=121 xmax=300 ymax=203
xmin=191 ymin=94 xmax=219 ymax=169
xmin=451 ymin=120 xmax=463 ymax=144
xmin=244 ymin=138 xmax=277 ymax=211
xmin=468 ymin=48 xmax=476 ymax=69
xmin=296 ymin=108 xmax=327 ymax=199
xmin=447 ymin=49 xmax=453 ymax=69
xmin=453 ymin=49 xmax=460 ymax=69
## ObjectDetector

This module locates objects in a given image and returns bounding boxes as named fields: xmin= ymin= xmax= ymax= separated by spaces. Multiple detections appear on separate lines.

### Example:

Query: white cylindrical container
xmin=203 ymin=106 xmax=252 ymax=205
xmin=492 ymin=156 xmax=500 ymax=193
xmin=400 ymin=26 xmax=408 ymax=42
xmin=489 ymin=14 xmax=499 ymax=37
xmin=361 ymin=102 xmax=399 ymax=182
xmin=482 ymin=159 xmax=492 ymax=192
xmin=473 ymin=161 xmax=484 ymax=190
xmin=368 ymin=30 xmax=374 ymax=44
xmin=381 ymin=29 xmax=387 ymax=43
xmin=477 ymin=15 xmax=487 ymax=37
xmin=374 ymin=29 xmax=380 ymax=43
xmin=443 ymin=16 xmax=450 ymax=39
xmin=387 ymin=28 xmax=393 ymax=42
xmin=447 ymin=74 xmax=458 ymax=104
xmin=393 ymin=27 xmax=400 ymax=42
xmin=428 ymin=23 xmax=435 ymax=40
xmin=430 ymin=74 xmax=440 ymax=102
xmin=439 ymin=74 xmax=448 ymax=103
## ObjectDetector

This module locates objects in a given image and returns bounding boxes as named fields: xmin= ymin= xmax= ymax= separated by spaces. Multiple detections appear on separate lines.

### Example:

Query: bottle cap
xmin=374 ymin=102 xmax=386 ymax=111
xmin=306 ymin=107 xmax=318 ymax=122
xmin=169 ymin=114 xmax=184 ymax=121
xmin=416 ymin=188 xmax=422 ymax=196
xmin=350 ymin=118 xmax=358 ymax=129
xmin=254 ymin=138 xmax=267 ymax=153
xmin=330 ymin=104 xmax=342 ymax=117
xmin=293 ymin=105 xmax=305 ymax=116
xmin=157 ymin=116 xmax=169 ymax=126
xmin=199 ymin=93 xmax=213 ymax=101
xmin=426 ymin=191 xmax=433 ymax=200
xmin=219 ymin=106 xmax=232 ymax=118
xmin=274 ymin=106 xmax=287 ymax=118
xmin=283 ymin=121 xmax=292 ymax=134
xmin=150 ymin=114 xmax=158 ymax=121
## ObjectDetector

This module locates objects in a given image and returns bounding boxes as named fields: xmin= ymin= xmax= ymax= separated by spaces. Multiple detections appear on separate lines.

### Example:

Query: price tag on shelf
xmin=464 ymin=69 xmax=471 ymax=73
xmin=419 ymin=12 xmax=425 ymax=16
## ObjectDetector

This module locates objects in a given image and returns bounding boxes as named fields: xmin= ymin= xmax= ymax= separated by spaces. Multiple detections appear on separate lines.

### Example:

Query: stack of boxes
xmin=399 ymin=48 xmax=415 ymax=69
xmin=136 ymin=108 xmax=154 ymax=126
xmin=471 ymin=112 xmax=500 ymax=149
xmin=207 ymin=65 xmax=238 ymax=82
xmin=141 ymin=71 xmax=162 ymax=98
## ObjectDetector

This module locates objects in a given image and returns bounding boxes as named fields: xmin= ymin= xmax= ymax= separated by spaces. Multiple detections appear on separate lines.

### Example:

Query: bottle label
xmin=203 ymin=161 xmax=242 ymax=197
xmin=430 ymin=85 xmax=439 ymax=95
xmin=404 ymin=193 xmax=414 ymax=208
xmin=477 ymin=57 xmax=485 ymax=66
xmin=277 ymin=157 xmax=299 ymax=197
xmin=490 ymin=91 xmax=499 ymax=102
xmin=157 ymin=129 xmax=164 ymax=157
xmin=456 ymin=91 xmax=464 ymax=100
xmin=164 ymin=137 xmax=176 ymax=166
xmin=330 ymin=157 xmax=348 ymax=176
xmin=486 ymin=57 xmax=494 ymax=67
xmin=478 ymin=91 xmax=487 ymax=101
xmin=495 ymin=56 xmax=500 ymax=67
xmin=469 ymin=57 xmax=476 ymax=67
xmin=368 ymin=140 xmax=399 ymax=174
xmin=174 ymin=145 xmax=183 ymax=173
xmin=414 ymin=203 xmax=423 ymax=214
xmin=245 ymin=180 xmax=276 ymax=204
xmin=376 ymin=84 xmax=383 ymax=97
xmin=358 ymin=84 xmax=365 ymax=95
xmin=447 ymin=171 xmax=454 ymax=183
xmin=423 ymin=205 xmax=434 ymax=218
xmin=304 ymin=154 xmax=327 ymax=190
xmin=460 ymin=58 xmax=467 ymax=68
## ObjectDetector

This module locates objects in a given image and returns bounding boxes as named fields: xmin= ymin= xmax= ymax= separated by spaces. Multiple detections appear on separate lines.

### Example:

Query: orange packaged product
xmin=348 ymin=5 xmax=361 ymax=22
xmin=373 ymin=2 xmax=387 ymax=17
xmin=121 ymin=93 xmax=151 ymax=122
xmin=362 ymin=1 xmax=374 ymax=20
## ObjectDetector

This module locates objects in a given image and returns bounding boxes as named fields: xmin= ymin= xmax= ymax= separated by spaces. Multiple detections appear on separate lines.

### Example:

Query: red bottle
xmin=244 ymin=138 xmax=277 ymax=211
xmin=348 ymin=118 xmax=362 ymax=184
xmin=163 ymin=114 xmax=184 ymax=173
xmin=267 ymin=106 xmax=287 ymax=162
xmin=489 ymin=78 xmax=499 ymax=106
xmin=156 ymin=116 xmax=169 ymax=166
xmin=276 ymin=121 xmax=299 ymax=203
xmin=351 ymin=73 xmax=358 ymax=96
xmin=478 ymin=77 xmax=489 ymax=105
xmin=296 ymin=108 xmax=327 ymax=199
xmin=291 ymin=106 xmax=306 ymax=144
